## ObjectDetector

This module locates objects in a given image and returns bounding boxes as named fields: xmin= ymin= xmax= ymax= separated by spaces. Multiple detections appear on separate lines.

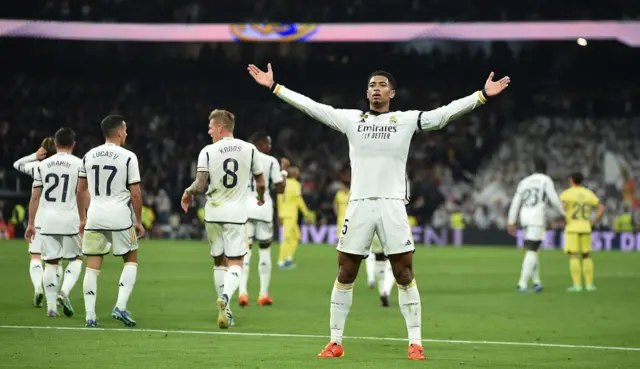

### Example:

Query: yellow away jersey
xmin=334 ymin=190 xmax=349 ymax=220
xmin=560 ymin=186 xmax=600 ymax=233
xmin=277 ymin=178 xmax=310 ymax=221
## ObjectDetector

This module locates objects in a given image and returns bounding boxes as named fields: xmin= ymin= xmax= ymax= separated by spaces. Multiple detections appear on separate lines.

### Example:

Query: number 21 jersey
xmin=80 ymin=143 xmax=141 ymax=231
xmin=33 ymin=153 xmax=83 ymax=235
xmin=197 ymin=137 xmax=263 ymax=224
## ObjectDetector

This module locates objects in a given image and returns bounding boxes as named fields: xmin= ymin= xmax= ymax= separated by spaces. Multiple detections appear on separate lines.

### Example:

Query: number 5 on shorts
xmin=341 ymin=219 xmax=349 ymax=235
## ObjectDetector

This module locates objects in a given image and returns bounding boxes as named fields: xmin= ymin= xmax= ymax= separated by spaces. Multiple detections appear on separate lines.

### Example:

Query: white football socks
xmin=56 ymin=264 xmax=63 ymax=289
xmin=43 ymin=264 xmax=58 ymax=311
xmin=398 ymin=279 xmax=422 ymax=346
xmin=258 ymin=248 xmax=272 ymax=296
xmin=365 ymin=252 xmax=376 ymax=286
xmin=222 ymin=265 xmax=242 ymax=304
xmin=518 ymin=251 xmax=538 ymax=288
xmin=375 ymin=260 xmax=386 ymax=296
xmin=532 ymin=257 xmax=542 ymax=285
xmin=213 ymin=266 xmax=227 ymax=297
xmin=382 ymin=261 xmax=395 ymax=296
xmin=29 ymin=259 xmax=44 ymax=294
xmin=330 ymin=280 xmax=353 ymax=345
xmin=116 ymin=262 xmax=137 ymax=310
xmin=61 ymin=259 xmax=82 ymax=296
xmin=239 ymin=249 xmax=251 ymax=296
xmin=83 ymin=268 xmax=100 ymax=321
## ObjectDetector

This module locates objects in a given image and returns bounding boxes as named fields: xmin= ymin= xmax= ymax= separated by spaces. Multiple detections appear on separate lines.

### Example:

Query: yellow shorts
xmin=282 ymin=220 xmax=301 ymax=242
xmin=563 ymin=232 xmax=592 ymax=254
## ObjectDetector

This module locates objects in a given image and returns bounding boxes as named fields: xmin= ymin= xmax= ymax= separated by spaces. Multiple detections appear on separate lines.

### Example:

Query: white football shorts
xmin=28 ymin=229 xmax=43 ymax=254
xmin=246 ymin=219 xmax=274 ymax=244
xmin=370 ymin=234 xmax=383 ymax=254
xmin=523 ymin=225 xmax=545 ymax=242
xmin=41 ymin=234 xmax=82 ymax=261
xmin=205 ymin=222 xmax=249 ymax=258
xmin=337 ymin=198 xmax=414 ymax=257
xmin=83 ymin=226 xmax=139 ymax=256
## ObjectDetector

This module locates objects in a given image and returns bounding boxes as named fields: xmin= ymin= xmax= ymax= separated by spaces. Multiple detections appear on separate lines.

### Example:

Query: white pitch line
xmin=1 ymin=325 xmax=639 ymax=352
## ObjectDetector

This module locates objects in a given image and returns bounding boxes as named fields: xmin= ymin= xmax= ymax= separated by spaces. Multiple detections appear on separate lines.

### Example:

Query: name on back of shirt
xmin=93 ymin=150 xmax=120 ymax=160
xmin=46 ymin=160 xmax=72 ymax=169
xmin=219 ymin=145 xmax=242 ymax=154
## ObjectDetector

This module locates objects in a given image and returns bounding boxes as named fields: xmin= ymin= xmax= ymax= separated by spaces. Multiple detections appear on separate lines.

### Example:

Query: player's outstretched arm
xmin=13 ymin=150 xmax=44 ymax=176
xmin=247 ymin=63 xmax=348 ymax=133
xmin=417 ymin=72 xmax=510 ymax=132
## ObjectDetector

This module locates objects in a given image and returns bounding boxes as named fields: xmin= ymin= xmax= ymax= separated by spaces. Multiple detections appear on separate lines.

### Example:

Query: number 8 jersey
xmin=197 ymin=137 xmax=263 ymax=224
xmin=80 ymin=143 xmax=141 ymax=231
xmin=33 ymin=153 xmax=83 ymax=235
xmin=507 ymin=173 xmax=564 ymax=227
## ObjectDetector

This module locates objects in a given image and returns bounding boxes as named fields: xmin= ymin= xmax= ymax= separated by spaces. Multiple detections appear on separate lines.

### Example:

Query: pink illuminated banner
xmin=1 ymin=20 xmax=640 ymax=45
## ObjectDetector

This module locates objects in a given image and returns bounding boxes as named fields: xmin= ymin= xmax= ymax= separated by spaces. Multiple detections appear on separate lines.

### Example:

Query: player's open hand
xmin=484 ymin=72 xmax=510 ymax=96
xmin=247 ymin=63 xmax=275 ymax=89
xmin=135 ymin=222 xmax=145 ymax=239
xmin=181 ymin=191 xmax=193 ymax=213
xmin=24 ymin=225 xmax=36 ymax=242
xmin=507 ymin=224 xmax=517 ymax=236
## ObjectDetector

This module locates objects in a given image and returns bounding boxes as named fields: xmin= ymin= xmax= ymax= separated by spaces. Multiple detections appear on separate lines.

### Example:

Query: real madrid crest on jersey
xmin=389 ymin=115 xmax=398 ymax=124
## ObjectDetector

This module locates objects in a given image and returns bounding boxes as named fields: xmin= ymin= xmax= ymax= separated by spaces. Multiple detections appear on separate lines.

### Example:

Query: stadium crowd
xmin=1 ymin=40 xmax=639 ymax=235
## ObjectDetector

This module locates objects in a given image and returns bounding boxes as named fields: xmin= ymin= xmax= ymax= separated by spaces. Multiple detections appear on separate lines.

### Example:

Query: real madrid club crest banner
xmin=1 ymin=21 xmax=640 ymax=45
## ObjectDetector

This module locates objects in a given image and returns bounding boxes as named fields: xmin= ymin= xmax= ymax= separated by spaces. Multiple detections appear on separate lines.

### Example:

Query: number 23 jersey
xmin=508 ymin=173 xmax=564 ymax=227
xmin=197 ymin=137 xmax=263 ymax=224
xmin=80 ymin=143 xmax=141 ymax=231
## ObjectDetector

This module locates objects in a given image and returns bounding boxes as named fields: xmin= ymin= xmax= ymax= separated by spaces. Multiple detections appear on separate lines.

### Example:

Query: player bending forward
xmin=560 ymin=172 xmax=605 ymax=292
xmin=25 ymin=128 xmax=84 ymax=317
xmin=13 ymin=137 xmax=58 ymax=307
xmin=248 ymin=63 xmax=510 ymax=360
xmin=78 ymin=115 xmax=145 ymax=328
xmin=238 ymin=131 xmax=286 ymax=307
xmin=507 ymin=158 xmax=564 ymax=292
xmin=181 ymin=109 xmax=265 ymax=329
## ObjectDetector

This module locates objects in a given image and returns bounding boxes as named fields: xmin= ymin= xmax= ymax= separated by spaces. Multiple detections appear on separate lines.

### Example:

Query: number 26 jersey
xmin=197 ymin=137 xmax=263 ymax=224
xmin=80 ymin=143 xmax=141 ymax=231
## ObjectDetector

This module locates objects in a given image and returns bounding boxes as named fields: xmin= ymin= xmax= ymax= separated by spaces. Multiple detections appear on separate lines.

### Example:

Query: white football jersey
xmin=507 ymin=173 xmax=564 ymax=227
xmin=13 ymin=152 xmax=45 ymax=228
xmin=80 ymin=143 xmax=141 ymax=230
xmin=274 ymin=85 xmax=486 ymax=202
xmin=32 ymin=153 xmax=83 ymax=235
xmin=246 ymin=152 xmax=284 ymax=222
xmin=197 ymin=137 xmax=263 ymax=224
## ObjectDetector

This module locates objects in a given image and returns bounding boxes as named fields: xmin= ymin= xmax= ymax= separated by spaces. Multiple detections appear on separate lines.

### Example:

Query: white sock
xmin=258 ymin=248 xmax=272 ymax=296
xmin=398 ymin=279 xmax=422 ymax=346
xmin=213 ymin=266 xmax=227 ymax=297
xmin=365 ymin=252 xmax=376 ymax=285
xmin=375 ymin=260 xmax=386 ymax=296
xmin=61 ymin=260 xmax=83 ymax=296
xmin=518 ymin=251 xmax=537 ymax=288
xmin=239 ymin=249 xmax=251 ymax=296
xmin=382 ymin=261 xmax=395 ymax=296
xmin=116 ymin=262 xmax=138 ymax=310
xmin=330 ymin=280 xmax=353 ymax=345
xmin=532 ymin=256 xmax=541 ymax=285
xmin=222 ymin=264 xmax=242 ymax=304
xmin=29 ymin=259 xmax=44 ymax=294
xmin=83 ymin=268 xmax=100 ymax=321
xmin=43 ymin=264 xmax=58 ymax=311
xmin=56 ymin=264 xmax=63 ymax=289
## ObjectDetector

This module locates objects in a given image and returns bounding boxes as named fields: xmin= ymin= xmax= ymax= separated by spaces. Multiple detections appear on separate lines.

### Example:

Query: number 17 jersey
xmin=80 ymin=143 xmax=141 ymax=231
xmin=197 ymin=137 xmax=263 ymax=224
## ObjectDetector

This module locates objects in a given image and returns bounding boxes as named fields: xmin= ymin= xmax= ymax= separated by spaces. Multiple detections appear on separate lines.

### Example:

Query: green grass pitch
xmin=1 ymin=240 xmax=639 ymax=368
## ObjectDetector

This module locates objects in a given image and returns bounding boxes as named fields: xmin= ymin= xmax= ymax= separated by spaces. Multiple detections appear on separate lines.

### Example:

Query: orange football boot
xmin=257 ymin=295 xmax=273 ymax=306
xmin=317 ymin=342 xmax=344 ymax=358
xmin=238 ymin=294 xmax=249 ymax=308
xmin=408 ymin=344 xmax=426 ymax=360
